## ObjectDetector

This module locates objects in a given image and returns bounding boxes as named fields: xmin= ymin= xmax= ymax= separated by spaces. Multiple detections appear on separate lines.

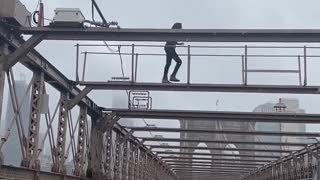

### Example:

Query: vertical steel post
xmin=0 ymin=45 xmax=6 ymax=133
xmin=187 ymin=45 xmax=191 ymax=84
xmin=317 ymin=159 xmax=320 ymax=180
xmin=87 ymin=118 xmax=104 ymax=179
xmin=244 ymin=45 xmax=248 ymax=85
xmin=105 ymin=127 xmax=113 ymax=179
xmin=52 ymin=93 xmax=68 ymax=173
xmin=76 ymin=44 xmax=80 ymax=82
xmin=134 ymin=149 xmax=139 ymax=180
xmin=122 ymin=140 xmax=128 ymax=180
xmin=298 ymin=55 xmax=302 ymax=86
xmin=132 ymin=44 xmax=135 ymax=83
xmin=127 ymin=142 xmax=131 ymax=180
xmin=23 ymin=72 xmax=44 ymax=169
xmin=114 ymin=132 xmax=121 ymax=180
xmin=82 ymin=52 xmax=88 ymax=82
xmin=304 ymin=46 xmax=307 ymax=86
xmin=135 ymin=54 xmax=139 ymax=82
xmin=241 ymin=55 xmax=245 ymax=85
xmin=0 ymin=66 xmax=4 ymax=132
xmin=74 ymin=106 xmax=87 ymax=176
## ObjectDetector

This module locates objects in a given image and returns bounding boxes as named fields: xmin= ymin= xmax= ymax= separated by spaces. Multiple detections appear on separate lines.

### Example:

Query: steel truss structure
xmin=1 ymin=2 xmax=320 ymax=180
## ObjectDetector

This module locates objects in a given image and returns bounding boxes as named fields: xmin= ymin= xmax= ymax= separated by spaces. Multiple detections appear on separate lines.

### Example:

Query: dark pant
xmin=163 ymin=47 xmax=182 ymax=79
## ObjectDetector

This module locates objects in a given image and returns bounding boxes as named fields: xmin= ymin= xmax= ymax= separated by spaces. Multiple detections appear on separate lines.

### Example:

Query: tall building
xmin=254 ymin=98 xmax=306 ymax=155
xmin=3 ymin=79 xmax=30 ymax=166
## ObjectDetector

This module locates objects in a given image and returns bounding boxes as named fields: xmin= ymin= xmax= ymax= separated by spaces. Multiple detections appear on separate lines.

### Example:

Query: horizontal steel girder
xmin=173 ymin=167 xmax=252 ymax=172
xmin=19 ymin=27 xmax=320 ymax=42
xmin=150 ymin=145 xmax=293 ymax=153
xmin=169 ymin=163 xmax=259 ymax=168
xmin=84 ymin=82 xmax=320 ymax=94
xmin=104 ymin=108 xmax=320 ymax=123
xmin=156 ymin=151 xmax=279 ymax=159
xmin=171 ymin=166 xmax=255 ymax=171
xmin=142 ymin=137 xmax=309 ymax=146
xmin=166 ymin=160 xmax=265 ymax=166
xmin=127 ymin=126 xmax=320 ymax=137
xmin=162 ymin=156 xmax=272 ymax=162
xmin=177 ymin=174 xmax=241 ymax=180
xmin=175 ymin=169 xmax=249 ymax=174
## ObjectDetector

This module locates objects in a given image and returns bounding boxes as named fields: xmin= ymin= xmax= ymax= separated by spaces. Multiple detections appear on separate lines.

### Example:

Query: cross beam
xmin=142 ymin=137 xmax=309 ymax=147
xmin=19 ymin=27 xmax=320 ymax=42
xmin=127 ymin=126 xmax=320 ymax=137
xmin=156 ymin=151 xmax=279 ymax=159
xmin=150 ymin=145 xmax=293 ymax=153
xmin=162 ymin=156 xmax=272 ymax=163
xmin=169 ymin=164 xmax=259 ymax=169
xmin=165 ymin=160 xmax=265 ymax=166
xmin=104 ymin=108 xmax=320 ymax=123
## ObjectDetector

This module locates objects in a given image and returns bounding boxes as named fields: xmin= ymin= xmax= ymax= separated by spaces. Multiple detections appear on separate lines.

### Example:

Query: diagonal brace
xmin=100 ymin=113 xmax=120 ymax=132
xmin=67 ymin=87 xmax=92 ymax=110
xmin=4 ymin=34 xmax=46 ymax=70
xmin=132 ymin=140 xmax=145 ymax=152
xmin=306 ymin=146 xmax=320 ymax=159
xmin=119 ymin=129 xmax=134 ymax=144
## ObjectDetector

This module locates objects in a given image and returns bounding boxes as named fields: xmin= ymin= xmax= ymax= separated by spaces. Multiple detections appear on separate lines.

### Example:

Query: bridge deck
xmin=80 ymin=81 xmax=320 ymax=94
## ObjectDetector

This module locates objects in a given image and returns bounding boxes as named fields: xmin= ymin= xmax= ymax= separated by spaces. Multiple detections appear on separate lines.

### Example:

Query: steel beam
xmin=166 ymin=161 xmax=265 ymax=166
xmin=162 ymin=156 xmax=272 ymax=162
xmin=67 ymin=87 xmax=93 ymax=110
xmin=156 ymin=151 xmax=279 ymax=159
xmin=177 ymin=174 xmax=241 ymax=180
xmin=142 ymin=137 xmax=309 ymax=147
xmin=52 ymin=93 xmax=69 ymax=173
xmin=74 ymin=106 xmax=87 ymax=177
xmin=128 ymin=126 xmax=320 ymax=137
xmin=175 ymin=169 xmax=249 ymax=174
xmin=169 ymin=163 xmax=259 ymax=169
xmin=87 ymin=119 xmax=105 ymax=179
xmin=173 ymin=167 xmax=252 ymax=172
xmin=20 ymin=27 xmax=320 ymax=43
xmin=3 ymin=34 xmax=45 ymax=70
xmin=104 ymin=108 xmax=320 ymax=123
xmin=83 ymin=82 xmax=320 ymax=94
xmin=23 ymin=72 xmax=44 ymax=169
xmin=0 ymin=69 xmax=4 ymax=138
xmin=150 ymin=145 xmax=292 ymax=153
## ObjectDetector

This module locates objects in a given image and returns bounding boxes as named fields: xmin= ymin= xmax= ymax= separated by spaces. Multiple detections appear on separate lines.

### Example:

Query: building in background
xmin=3 ymin=79 xmax=30 ymax=166
xmin=254 ymin=98 xmax=306 ymax=156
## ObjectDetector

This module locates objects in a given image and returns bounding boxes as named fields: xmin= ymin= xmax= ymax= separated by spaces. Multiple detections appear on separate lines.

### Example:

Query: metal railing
xmin=75 ymin=44 xmax=320 ymax=86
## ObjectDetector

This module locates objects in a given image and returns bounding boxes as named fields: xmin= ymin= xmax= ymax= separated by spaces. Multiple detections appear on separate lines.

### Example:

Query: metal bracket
xmin=132 ymin=140 xmax=145 ymax=152
xmin=101 ymin=113 xmax=120 ymax=132
xmin=66 ymin=87 xmax=92 ymax=110
xmin=3 ymin=34 xmax=45 ymax=70
xmin=119 ymin=130 xmax=134 ymax=144
xmin=306 ymin=146 xmax=320 ymax=159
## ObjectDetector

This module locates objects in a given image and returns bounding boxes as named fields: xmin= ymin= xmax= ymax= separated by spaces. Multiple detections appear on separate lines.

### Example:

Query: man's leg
xmin=163 ymin=50 xmax=172 ymax=83
xmin=170 ymin=51 xmax=182 ymax=82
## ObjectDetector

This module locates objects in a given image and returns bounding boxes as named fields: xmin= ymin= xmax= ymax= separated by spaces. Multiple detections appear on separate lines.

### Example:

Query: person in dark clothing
xmin=162 ymin=22 xmax=184 ymax=83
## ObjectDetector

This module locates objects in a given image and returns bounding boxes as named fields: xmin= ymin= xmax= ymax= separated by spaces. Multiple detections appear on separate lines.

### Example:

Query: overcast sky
xmin=5 ymin=0 xmax=320 ymax=134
